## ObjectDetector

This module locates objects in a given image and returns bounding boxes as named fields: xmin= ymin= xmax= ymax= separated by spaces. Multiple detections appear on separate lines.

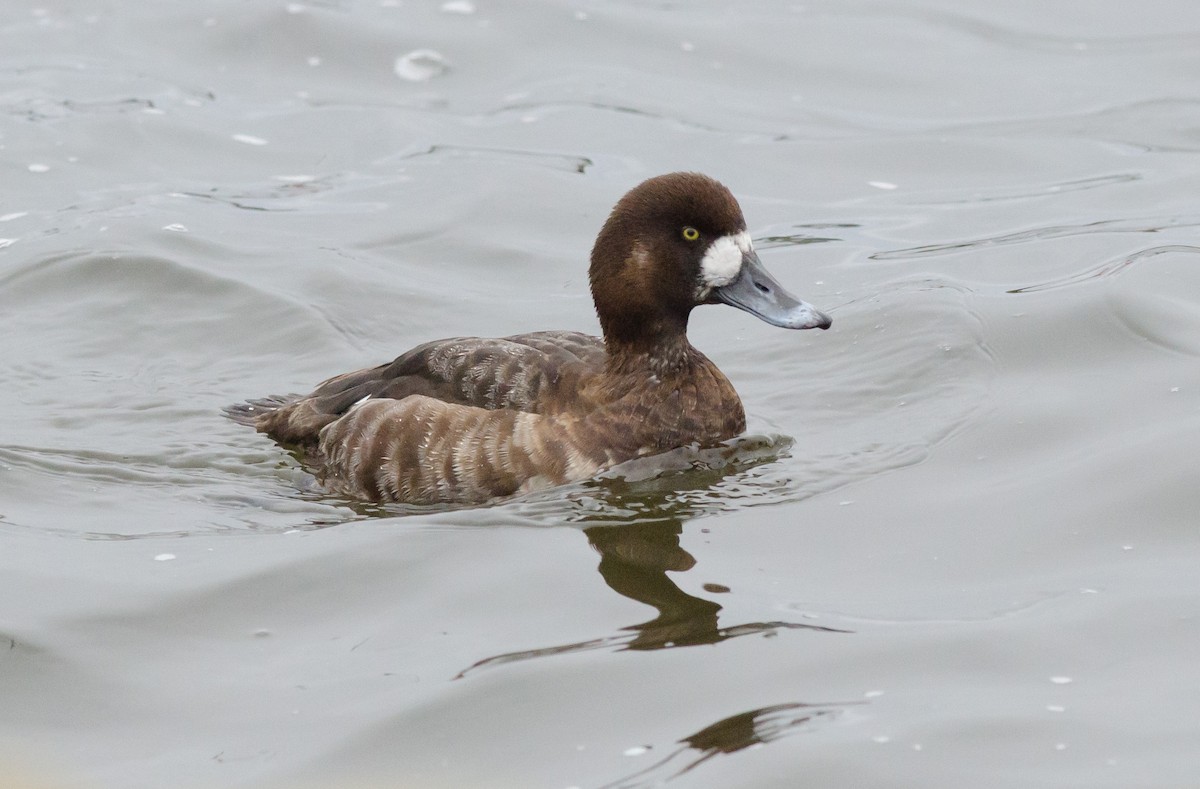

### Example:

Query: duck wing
xmin=225 ymin=330 xmax=604 ymax=447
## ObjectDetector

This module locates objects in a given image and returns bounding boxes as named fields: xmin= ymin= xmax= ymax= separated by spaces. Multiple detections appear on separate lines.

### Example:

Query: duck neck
xmin=603 ymin=318 xmax=697 ymax=379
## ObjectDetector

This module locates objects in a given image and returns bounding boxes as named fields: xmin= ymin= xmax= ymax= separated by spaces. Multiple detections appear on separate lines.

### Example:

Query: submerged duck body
xmin=227 ymin=173 xmax=831 ymax=505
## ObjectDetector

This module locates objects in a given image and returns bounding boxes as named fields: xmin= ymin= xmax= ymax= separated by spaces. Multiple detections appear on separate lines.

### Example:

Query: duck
xmin=226 ymin=172 xmax=831 ymax=505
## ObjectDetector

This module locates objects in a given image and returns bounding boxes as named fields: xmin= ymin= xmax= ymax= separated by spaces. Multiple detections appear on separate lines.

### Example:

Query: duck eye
xmin=681 ymin=226 xmax=700 ymax=241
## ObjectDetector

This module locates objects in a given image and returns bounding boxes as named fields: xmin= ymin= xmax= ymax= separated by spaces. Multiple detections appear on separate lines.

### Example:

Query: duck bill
xmin=713 ymin=251 xmax=832 ymax=330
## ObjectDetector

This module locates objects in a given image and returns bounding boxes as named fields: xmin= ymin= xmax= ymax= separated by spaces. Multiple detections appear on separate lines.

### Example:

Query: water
xmin=2 ymin=1 xmax=1199 ymax=787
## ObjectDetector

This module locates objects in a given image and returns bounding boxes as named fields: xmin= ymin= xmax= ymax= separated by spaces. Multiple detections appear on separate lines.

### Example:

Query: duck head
xmin=589 ymin=172 xmax=831 ymax=350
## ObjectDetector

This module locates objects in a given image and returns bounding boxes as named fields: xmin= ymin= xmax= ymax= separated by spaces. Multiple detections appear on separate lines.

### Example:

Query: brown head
xmin=588 ymin=172 xmax=831 ymax=357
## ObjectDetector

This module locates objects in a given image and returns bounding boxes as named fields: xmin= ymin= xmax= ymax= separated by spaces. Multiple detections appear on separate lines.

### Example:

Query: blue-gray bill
xmin=713 ymin=252 xmax=833 ymax=330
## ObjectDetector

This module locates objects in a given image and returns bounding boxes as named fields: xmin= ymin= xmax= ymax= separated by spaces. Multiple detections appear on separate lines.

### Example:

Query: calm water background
xmin=2 ymin=1 xmax=1199 ymax=787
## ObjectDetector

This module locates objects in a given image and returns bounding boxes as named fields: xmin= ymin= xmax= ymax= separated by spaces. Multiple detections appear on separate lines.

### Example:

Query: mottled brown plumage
xmin=226 ymin=172 xmax=831 ymax=504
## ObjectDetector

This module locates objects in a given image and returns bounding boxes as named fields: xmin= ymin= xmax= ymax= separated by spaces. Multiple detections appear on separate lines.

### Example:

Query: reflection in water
xmin=586 ymin=520 xmax=846 ymax=652
xmin=597 ymin=701 xmax=855 ymax=789
xmin=588 ymin=521 xmax=720 ymax=650
xmin=455 ymin=446 xmax=850 ymax=679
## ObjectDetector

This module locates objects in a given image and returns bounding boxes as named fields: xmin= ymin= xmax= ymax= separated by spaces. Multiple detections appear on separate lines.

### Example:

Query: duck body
xmin=228 ymin=173 xmax=830 ymax=505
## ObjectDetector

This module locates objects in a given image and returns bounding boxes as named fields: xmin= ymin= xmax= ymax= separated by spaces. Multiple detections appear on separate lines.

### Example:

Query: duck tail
xmin=222 ymin=394 xmax=301 ymax=427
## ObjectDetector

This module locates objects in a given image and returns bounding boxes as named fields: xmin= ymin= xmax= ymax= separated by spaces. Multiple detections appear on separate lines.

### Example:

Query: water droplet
xmin=154 ymin=553 xmax=176 ymax=562
xmin=394 ymin=49 xmax=449 ymax=82
xmin=1049 ymin=676 xmax=1073 ymax=685
xmin=162 ymin=224 xmax=188 ymax=232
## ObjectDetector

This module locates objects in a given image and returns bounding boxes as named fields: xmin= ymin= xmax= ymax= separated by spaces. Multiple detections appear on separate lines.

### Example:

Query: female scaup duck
xmin=227 ymin=172 xmax=831 ymax=505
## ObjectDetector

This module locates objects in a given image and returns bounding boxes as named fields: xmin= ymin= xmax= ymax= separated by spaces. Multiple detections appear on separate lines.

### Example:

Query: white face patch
xmin=699 ymin=231 xmax=751 ymax=288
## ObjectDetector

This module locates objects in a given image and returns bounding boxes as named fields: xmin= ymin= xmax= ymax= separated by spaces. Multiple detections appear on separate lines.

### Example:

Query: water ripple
xmin=834 ymin=3 xmax=1200 ymax=55
xmin=905 ymin=172 xmax=1141 ymax=207
xmin=389 ymin=142 xmax=593 ymax=173
xmin=1009 ymin=244 xmax=1200 ymax=294
xmin=873 ymin=214 xmax=1200 ymax=261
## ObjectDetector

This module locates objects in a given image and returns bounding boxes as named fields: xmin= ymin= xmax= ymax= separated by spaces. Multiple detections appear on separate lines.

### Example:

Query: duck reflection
xmin=455 ymin=437 xmax=848 ymax=678
xmin=586 ymin=519 xmax=721 ymax=650
xmin=597 ymin=701 xmax=854 ymax=789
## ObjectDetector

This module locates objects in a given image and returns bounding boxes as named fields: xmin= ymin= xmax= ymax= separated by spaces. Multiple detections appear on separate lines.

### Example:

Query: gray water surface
xmin=2 ymin=2 xmax=1199 ymax=787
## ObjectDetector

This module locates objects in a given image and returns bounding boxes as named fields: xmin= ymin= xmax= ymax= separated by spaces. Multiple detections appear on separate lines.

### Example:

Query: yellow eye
xmin=682 ymin=226 xmax=700 ymax=241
